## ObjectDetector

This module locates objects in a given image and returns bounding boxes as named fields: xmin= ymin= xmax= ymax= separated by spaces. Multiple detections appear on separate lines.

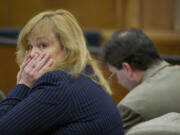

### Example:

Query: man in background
xmin=102 ymin=28 xmax=180 ymax=132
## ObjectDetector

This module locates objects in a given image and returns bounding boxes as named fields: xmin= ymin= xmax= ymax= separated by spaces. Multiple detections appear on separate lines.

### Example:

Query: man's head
xmin=102 ymin=28 xmax=162 ymax=90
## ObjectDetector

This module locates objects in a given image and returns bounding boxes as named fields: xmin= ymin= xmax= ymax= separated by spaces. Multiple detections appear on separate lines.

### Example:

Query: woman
xmin=0 ymin=9 xmax=123 ymax=135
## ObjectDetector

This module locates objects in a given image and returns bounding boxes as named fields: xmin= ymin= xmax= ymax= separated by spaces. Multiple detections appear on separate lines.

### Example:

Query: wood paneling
xmin=0 ymin=0 xmax=13 ymax=26
xmin=122 ymin=0 xmax=141 ymax=28
xmin=0 ymin=45 xmax=18 ymax=95
xmin=0 ymin=0 xmax=120 ymax=29
xmin=114 ymin=0 xmax=124 ymax=28
xmin=11 ymin=0 xmax=46 ymax=27
xmin=141 ymin=0 xmax=174 ymax=30
xmin=0 ymin=0 xmax=178 ymax=31
xmin=174 ymin=0 xmax=180 ymax=32
xmin=44 ymin=0 xmax=119 ymax=29
xmin=145 ymin=31 xmax=180 ymax=55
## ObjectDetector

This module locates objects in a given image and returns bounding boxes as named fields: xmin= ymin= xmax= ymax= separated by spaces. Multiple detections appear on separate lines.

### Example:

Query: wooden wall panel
xmin=114 ymin=0 xmax=124 ymax=28
xmin=122 ymin=0 xmax=141 ymax=28
xmin=0 ymin=0 xmax=177 ymax=31
xmin=174 ymin=0 xmax=180 ymax=32
xmin=0 ymin=0 xmax=46 ymax=27
xmin=0 ymin=0 xmax=122 ymax=29
xmin=11 ymin=0 xmax=46 ymax=27
xmin=43 ymin=0 xmax=119 ymax=29
xmin=141 ymin=0 xmax=174 ymax=30
xmin=145 ymin=31 xmax=180 ymax=55
xmin=0 ymin=45 xmax=18 ymax=95
xmin=0 ymin=0 xmax=13 ymax=26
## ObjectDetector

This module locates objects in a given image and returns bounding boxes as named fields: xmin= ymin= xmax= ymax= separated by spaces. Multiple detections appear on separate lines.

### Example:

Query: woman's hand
xmin=17 ymin=52 xmax=53 ymax=87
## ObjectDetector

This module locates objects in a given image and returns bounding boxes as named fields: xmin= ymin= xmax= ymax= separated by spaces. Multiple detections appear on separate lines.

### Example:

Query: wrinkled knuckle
xmin=28 ymin=72 xmax=34 ymax=77
xmin=24 ymin=68 xmax=29 ymax=74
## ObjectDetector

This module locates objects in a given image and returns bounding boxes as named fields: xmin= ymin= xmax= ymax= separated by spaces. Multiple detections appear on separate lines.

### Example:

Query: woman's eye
xmin=27 ymin=45 xmax=33 ymax=50
xmin=40 ymin=44 xmax=47 ymax=49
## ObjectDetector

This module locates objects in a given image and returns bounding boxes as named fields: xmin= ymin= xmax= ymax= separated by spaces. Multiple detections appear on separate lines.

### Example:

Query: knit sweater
xmin=0 ymin=68 xmax=123 ymax=135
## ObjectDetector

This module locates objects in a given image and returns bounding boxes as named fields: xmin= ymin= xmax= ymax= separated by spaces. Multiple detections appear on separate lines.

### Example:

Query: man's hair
xmin=102 ymin=28 xmax=162 ymax=70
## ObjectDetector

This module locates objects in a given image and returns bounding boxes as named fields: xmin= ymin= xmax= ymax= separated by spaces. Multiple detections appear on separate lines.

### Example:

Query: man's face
xmin=108 ymin=64 xmax=137 ymax=90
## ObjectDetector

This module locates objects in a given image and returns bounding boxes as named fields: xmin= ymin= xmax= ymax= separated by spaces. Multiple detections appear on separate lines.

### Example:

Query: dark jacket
xmin=0 ymin=69 xmax=123 ymax=135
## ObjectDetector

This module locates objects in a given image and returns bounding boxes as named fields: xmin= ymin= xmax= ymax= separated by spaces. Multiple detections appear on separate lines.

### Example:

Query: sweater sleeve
xmin=117 ymin=103 xmax=145 ymax=133
xmin=0 ymin=71 xmax=71 ymax=135
xmin=0 ymin=84 xmax=30 ymax=117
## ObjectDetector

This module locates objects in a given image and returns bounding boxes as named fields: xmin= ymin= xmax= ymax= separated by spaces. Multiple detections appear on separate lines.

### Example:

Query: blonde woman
xmin=0 ymin=9 xmax=123 ymax=135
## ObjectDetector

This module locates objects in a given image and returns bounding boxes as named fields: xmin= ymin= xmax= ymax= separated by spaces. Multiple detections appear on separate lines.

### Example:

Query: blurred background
xmin=0 ymin=0 xmax=180 ymax=104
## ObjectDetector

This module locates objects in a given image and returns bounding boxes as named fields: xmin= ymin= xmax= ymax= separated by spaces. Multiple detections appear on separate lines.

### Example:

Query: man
xmin=102 ymin=28 xmax=180 ymax=133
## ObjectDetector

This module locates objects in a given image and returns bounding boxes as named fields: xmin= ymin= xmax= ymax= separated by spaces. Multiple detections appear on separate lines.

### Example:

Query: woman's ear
xmin=122 ymin=62 xmax=134 ymax=77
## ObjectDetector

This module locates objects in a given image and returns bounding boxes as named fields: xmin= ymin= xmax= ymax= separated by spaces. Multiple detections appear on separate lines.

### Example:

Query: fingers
xmin=33 ymin=54 xmax=50 ymax=72
xmin=25 ymin=53 xmax=53 ymax=77
xmin=18 ymin=53 xmax=53 ymax=87
xmin=20 ymin=51 xmax=31 ymax=70
xmin=21 ymin=57 xmax=32 ymax=70
xmin=39 ymin=58 xmax=53 ymax=72
xmin=17 ymin=51 xmax=31 ymax=84
xmin=24 ymin=54 xmax=40 ymax=73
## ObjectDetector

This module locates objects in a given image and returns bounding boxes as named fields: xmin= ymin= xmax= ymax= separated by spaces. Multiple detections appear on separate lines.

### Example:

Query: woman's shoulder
xmin=32 ymin=68 xmax=96 ymax=90
xmin=32 ymin=70 xmax=70 ymax=88
xmin=42 ymin=70 xmax=68 ymax=79
xmin=30 ymin=70 xmax=71 ymax=103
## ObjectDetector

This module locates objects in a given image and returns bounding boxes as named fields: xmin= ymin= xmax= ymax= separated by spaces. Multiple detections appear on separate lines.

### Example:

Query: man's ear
xmin=122 ymin=62 xmax=134 ymax=77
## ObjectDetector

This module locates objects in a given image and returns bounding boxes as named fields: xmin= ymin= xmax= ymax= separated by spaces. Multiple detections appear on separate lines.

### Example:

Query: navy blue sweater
xmin=0 ymin=69 xmax=123 ymax=135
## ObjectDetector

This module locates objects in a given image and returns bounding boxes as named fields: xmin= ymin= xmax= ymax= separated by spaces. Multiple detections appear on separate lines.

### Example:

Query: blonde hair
xmin=17 ymin=9 xmax=112 ymax=94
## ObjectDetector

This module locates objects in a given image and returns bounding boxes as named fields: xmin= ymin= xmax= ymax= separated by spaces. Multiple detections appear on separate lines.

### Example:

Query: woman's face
xmin=26 ymin=26 xmax=64 ymax=64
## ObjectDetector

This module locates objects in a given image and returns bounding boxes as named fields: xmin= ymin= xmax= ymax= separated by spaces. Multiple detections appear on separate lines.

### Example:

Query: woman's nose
xmin=30 ymin=48 xmax=40 ymax=58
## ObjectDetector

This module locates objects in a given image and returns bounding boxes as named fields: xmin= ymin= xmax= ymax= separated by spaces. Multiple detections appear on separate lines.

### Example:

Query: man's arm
xmin=117 ymin=103 xmax=145 ymax=133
